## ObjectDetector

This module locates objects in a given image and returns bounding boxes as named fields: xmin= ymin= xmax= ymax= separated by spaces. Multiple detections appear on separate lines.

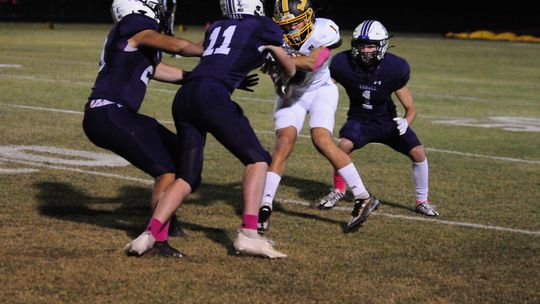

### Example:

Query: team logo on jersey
xmin=362 ymin=90 xmax=373 ymax=109
xmin=362 ymin=90 xmax=371 ymax=100
xmin=359 ymin=85 xmax=376 ymax=90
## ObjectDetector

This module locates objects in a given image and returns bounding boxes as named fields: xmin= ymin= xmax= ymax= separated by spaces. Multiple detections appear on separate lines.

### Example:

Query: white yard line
xmin=2 ymin=156 xmax=538 ymax=236
xmin=3 ymin=102 xmax=540 ymax=165
xmin=2 ymin=74 xmax=533 ymax=105
xmin=0 ymin=64 xmax=23 ymax=68
xmin=280 ymin=198 xmax=540 ymax=236
xmin=424 ymin=147 xmax=540 ymax=164
xmin=0 ymin=157 xmax=152 ymax=185
xmin=7 ymin=104 xmax=84 ymax=115
xmin=0 ymin=75 xmax=92 ymax=86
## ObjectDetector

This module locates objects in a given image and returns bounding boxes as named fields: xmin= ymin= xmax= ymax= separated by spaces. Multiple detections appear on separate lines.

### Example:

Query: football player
xmin=124 ymin=0 xmax=296 ymax=258
xmin=320 ymin=20 xmax=439 ymax=216
xmin=258 ymin=0 xmax=379 ymax=234
xmin=83 ymin=0 xmax=204 ymax=246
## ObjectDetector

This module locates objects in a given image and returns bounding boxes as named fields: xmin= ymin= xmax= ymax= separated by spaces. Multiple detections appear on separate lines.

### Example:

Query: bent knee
xmin=311 ymin=130 xmax=335 ymax=150
xmin=409 ymin=145 xmax=426 ymax=162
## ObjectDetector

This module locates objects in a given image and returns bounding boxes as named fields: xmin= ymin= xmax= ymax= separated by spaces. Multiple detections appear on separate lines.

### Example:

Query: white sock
xmin=413 ymin=159 xmax=429 ymax=202
xmin=240 ymin=228 xmax=258 ymax=238
xmin=261 ymin=171 xmax=281 ymax=208
xmin=337 ymin=163 xmax=369 ymax=200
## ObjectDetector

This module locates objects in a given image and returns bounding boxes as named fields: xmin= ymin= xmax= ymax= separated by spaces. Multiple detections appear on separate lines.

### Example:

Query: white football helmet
xmin=351 ymin=20 xmax=389 ymax=68
xmin=220 ymin=0 xmax=265 ymax=19
xmin=111 ymin=0 xmax=166 ymax=26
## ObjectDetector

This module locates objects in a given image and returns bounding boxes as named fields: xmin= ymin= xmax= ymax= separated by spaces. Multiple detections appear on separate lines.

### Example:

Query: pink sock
xmin=242 ymin=214 xmax=258 ymax=230
xmin=147 ymin=218 xmax=170 ymax=242
xmin=333 ymin=171 xmax=346 ymax=192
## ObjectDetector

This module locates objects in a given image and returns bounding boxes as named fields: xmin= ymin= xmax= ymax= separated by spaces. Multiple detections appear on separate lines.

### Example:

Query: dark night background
xmin=1 ymin=1 xmax=539 ymax=35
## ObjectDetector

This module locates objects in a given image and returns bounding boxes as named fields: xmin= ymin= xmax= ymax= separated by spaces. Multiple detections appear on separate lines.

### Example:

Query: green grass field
xmin=0 ymin=23 xmax=539 ymax=303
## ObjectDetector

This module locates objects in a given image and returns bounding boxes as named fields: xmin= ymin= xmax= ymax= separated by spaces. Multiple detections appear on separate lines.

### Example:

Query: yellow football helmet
xmin=273 ymin=0 xmax=314 ymax=47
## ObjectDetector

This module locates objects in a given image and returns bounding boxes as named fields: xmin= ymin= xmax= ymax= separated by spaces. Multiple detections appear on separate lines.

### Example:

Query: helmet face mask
xmin=220 ymin=0 xmax=265 ymax=19
xmin=351 ymin=20 xmax=389 ymax=69
xmin=111 ymin=0 xmax=169 ymax=33
xmin=273 ymin=0 xmax=314 ymax=47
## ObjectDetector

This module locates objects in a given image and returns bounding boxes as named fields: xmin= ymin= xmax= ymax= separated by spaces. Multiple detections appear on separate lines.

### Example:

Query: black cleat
xmin=346 ymin=195 xmax=380 ymax=232
xmin=147 ymin=241 xmax=185 ymax=258
xmin=168 ymin=214 xmax=186 ymax=237
xmin=257 ymin=205 xmax=272 ymax=234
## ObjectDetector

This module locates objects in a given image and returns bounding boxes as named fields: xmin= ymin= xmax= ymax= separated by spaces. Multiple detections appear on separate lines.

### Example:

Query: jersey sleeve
xmin=329 ymin=52 xmax=347 ymax=83
xmin=118 ymin=14 xmax=160 ymax=38
xmin=257 ymin=17 xmax=285 ymax=48
xmin=396 ymin=58 xmax=410 ymax=89
xmin=316 ymin=19 xmax=341 ymax=48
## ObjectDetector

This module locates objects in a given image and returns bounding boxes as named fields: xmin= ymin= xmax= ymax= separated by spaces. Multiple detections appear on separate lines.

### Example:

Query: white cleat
xmin=318 ymin=188 xmax=345 ymax=210
xmin=416 ymin=202 xmax=439 ymax=216
xmin=233 ymin=229 xmax=287 ymax=259
xmin=124 ymin=231 xmax=156 ymax=257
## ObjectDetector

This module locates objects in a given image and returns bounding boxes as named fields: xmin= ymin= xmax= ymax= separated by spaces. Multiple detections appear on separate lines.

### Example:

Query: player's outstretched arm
xmin=152 ymin=62 xmax=189 ymax=84
xmin=293 ymin=46 xmax=331 ymax=72
xmin=128 ymin=29 xmax=204 ymax=57
xmin=263 ymin=45 xmax=296 ymax=78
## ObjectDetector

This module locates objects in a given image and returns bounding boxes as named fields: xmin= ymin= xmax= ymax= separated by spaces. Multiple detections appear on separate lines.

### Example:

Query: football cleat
xmin=346 ymin=195 xmax=380 ymax=231
xmin=147 ymin=241 xmax=185 ymax=258
xmin=318 ymin=188 xmax=345 ymax=210
xmin=415 ymin=201 xmax=439 ymax=216
xmin=124 ymin=231 xmax=155 ymax=257
xmin=257 ymin=205 xmax=273 ymax=234
xmin=233 ymin=229 xmax=287 ymax=259
xmin=168 ymin=214 xmax=186 ymax=237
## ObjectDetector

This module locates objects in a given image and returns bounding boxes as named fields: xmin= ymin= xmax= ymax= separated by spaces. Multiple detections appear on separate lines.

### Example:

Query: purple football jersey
xmin=186 ymin=15 xmax=283 ymax=91
xmin=89 ymin=14 xmax=162 ymax=112
xmin=330 ymin=51 xmax=410 ymax=120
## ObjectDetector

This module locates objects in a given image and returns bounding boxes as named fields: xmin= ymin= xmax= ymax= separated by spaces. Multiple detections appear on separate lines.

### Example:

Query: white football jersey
xmin=289 ymin=18 xmax=340 ymax=96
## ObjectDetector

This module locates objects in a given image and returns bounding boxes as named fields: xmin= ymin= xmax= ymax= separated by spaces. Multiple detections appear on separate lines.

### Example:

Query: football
xmin=261 ymin=47 xmax=307 ymax=99
xmin=261 ymin=51 xmax=292 ymax=99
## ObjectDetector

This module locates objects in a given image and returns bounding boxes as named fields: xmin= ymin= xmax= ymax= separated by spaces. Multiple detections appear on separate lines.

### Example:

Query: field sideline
xmin=1 ymin=23 xmax=539 ymax=303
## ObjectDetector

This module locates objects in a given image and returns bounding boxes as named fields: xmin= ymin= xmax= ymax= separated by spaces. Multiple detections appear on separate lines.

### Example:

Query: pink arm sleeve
xmin=311 ymin=47 xmax=331 ymax=71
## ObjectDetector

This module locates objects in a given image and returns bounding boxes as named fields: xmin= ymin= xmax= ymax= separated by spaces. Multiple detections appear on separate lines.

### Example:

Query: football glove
xmin=178 ymin=70 xmax=191 ymax=85
xmin=237 ymin=73 xmax=259 ymax=92
xmin=393 ymin=117 xmax=409 ymax=135
xmin=282 ymin=44 xmax=304 ymax=57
